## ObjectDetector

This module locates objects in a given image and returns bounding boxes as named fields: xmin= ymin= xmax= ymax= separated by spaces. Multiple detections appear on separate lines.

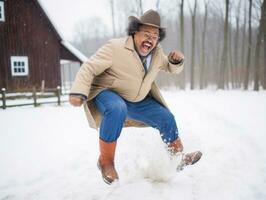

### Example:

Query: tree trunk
xmin=228 ymin=10 xmax=234 ymax=89
xmin=156 ymin=0 xmax=160 ymax=11
xmin=263 ymin=1 xmax=266 ymax=89
xmin=254 ymin=0 xmax=266 ymax=91
xmin=180 ymin=0 xmax=185 ymax=54
xmin=244 ymin=0 xmax=252 ymax=90
xmin=110 ymin=0 xmax=116 ymax=37
xmin=200 ymin=0 xmax=209 ymax=89
xmin=218 ymin=0 xmax=229 ymax=89
xmin=179 ymin=0 xmax=185 ymax=89
xmin=189 ymin=0 xmax=198 ymax=90
xmin=234 ymin=0 xmax=241 ymax=88
xmin=214 ymin=21 xmax=223 ymax=87
xmin=241 ymin=0 xmax=247 ymax=87
xmin=136 ymin=0 xmax=143 ymax=15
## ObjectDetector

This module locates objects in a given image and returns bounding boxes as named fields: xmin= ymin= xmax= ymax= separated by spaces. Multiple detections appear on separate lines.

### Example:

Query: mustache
xmin=142 ymin=41 xmax=153 ymax=46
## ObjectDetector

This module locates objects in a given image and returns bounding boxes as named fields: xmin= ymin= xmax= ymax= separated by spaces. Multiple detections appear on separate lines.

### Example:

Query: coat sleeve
xmin=159 ymin=47 xmax=184 ymax=74
xmin=70 ymin=40 xmax=113 ymax=97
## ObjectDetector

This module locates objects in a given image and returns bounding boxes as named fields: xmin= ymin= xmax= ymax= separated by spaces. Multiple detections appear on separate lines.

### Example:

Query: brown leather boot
xmin=168 ymin=138 xmax=184 ymax=155
xmin=97 ymin=139 xmax=119 ymax=184
xmin=168 ymin=138 xmax=202 ymax=170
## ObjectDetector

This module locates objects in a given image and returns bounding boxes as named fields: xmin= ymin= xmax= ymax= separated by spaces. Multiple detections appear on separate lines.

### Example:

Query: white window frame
xmin=11 ymin=56 xmax=29 ymax=76
xmin=0 ymin=1 xmax=5 ymax=22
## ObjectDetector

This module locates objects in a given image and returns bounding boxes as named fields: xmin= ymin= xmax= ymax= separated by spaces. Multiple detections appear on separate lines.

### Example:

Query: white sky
xmin=39 ymin=0 xmax=242 ymax=42
xmin=38 ymin=0 xmax=173 ymax=41
xmin=39 ymin=0 xmax=113 ymax=40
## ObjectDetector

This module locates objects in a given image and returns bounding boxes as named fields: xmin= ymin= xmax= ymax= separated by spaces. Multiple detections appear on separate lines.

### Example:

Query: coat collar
xmin=124 ymin=36 xmax=135 ymax=51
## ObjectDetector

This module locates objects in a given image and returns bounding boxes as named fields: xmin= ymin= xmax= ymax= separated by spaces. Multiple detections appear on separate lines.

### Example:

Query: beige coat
xmin=70 ymin=36 xmax=184 ymax=129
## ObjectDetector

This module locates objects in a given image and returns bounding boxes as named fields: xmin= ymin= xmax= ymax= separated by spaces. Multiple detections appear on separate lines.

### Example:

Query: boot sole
xmin=97 ymin=161 xmax=118 ymax=185
xmin=177 ymin=151 xmax=202 ymax=171
xmin=190 ymin=151 xmax=202 ymax=165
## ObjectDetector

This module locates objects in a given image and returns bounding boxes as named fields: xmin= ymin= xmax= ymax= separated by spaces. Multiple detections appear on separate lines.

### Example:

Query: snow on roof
xmin=61 ymin=41 xmax=87 ymax=62
xmin=37 ymin=0 xmax=65 ymax=41
xmin=60 ymin=60 xmax=71 ymax=65
xmin=37 ymin=0 xmax=87 ymax=63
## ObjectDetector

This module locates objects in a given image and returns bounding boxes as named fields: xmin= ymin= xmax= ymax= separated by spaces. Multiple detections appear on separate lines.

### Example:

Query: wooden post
xmin=57 ymin=86 xmax=61 ymax=106
xmin=1 ymin=88 xmax=6 ymax=109
xmin=33 ymin=87 xmax=37 ymax=107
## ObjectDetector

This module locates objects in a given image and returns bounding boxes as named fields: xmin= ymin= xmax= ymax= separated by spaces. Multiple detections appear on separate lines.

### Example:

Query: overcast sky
xmin=39 ymin=0 xmax=161 ymax=41
xmin=38 ymin=0 xmax=172 ymax=41
xmin=39 ymin=0 xmax=243 ymax=42
xmin=39 ymin=0 xmax=113 ymax=41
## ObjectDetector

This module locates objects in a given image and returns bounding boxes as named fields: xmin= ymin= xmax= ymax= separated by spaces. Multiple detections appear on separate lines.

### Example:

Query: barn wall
xmin=0 ymin=0 xmax=61 ymax=91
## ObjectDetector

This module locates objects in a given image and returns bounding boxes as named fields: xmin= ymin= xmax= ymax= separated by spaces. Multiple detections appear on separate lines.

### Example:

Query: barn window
xmin=0 ymin=1 xmax=5 ymax=22
xmin=11 ymin=56 xmax=29 ymax=76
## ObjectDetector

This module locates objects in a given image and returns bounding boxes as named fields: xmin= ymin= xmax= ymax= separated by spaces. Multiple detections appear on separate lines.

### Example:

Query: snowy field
xmin=1 ymin=90 xmax=266 ymax=200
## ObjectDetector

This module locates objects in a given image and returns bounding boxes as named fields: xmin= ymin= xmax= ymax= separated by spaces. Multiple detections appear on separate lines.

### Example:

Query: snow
xmin=61 ymin=41 xmax=88 ymax=62
xmin=1 ymin=90 xmax=266 ymax=200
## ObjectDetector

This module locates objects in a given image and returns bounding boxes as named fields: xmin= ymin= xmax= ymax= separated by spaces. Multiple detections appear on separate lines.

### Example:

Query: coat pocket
xmin=92 ymin=77 xmax=115 ymax=88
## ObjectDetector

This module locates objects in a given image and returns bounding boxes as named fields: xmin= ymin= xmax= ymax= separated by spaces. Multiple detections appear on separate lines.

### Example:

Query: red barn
xmin=0 ymin=0 xmax=87 ymax=92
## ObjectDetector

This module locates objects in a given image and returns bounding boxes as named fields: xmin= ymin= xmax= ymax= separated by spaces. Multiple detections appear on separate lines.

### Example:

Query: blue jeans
xmin=93 ymin=90 xmax=179 ymax=143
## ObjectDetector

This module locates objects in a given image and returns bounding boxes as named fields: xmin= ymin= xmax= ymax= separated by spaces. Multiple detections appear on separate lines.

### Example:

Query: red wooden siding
xmin=0 ymin=0 xmax=82 ymax=92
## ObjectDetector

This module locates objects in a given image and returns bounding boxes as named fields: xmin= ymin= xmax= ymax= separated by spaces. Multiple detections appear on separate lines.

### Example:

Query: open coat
xmin=70 ymin=36 xmax=184 ymax=129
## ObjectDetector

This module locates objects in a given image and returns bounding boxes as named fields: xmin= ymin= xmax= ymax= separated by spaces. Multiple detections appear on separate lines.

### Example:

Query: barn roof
xmin=37 ymin=0 xmax=87 ymax=63
xmin=61 ymin=41 xmax=88 ymax=62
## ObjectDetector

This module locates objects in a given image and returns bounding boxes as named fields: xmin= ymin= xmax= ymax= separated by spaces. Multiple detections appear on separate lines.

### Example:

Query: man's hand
xmin=69 ymin=95 xmax=84 ymax=107
xmin=168 ymin=51 xmax=185 ymax=64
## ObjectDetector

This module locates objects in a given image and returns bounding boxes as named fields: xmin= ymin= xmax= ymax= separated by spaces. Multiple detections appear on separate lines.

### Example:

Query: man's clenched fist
xmin=69 ymin=95 xmax=83 ymax=107
xmin=168 ymin=51 xmax=185 ymax=64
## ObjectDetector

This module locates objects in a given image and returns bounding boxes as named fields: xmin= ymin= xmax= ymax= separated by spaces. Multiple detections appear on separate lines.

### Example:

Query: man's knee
xmin=99 ymin=96 xmax=127 ymax=142
xmin=161 ymin=110 xmax=175 ymax=126
xmin=105 ymin=100 xmax=127 ymax=118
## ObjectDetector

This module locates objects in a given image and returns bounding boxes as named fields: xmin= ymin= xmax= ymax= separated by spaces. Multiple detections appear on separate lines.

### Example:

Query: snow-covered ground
xmin=1 ymin=90 xmax=266 ymax=200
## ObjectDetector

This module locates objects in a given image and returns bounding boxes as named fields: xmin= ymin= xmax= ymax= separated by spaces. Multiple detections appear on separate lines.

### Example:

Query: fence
xmin=0 ymin=86 xmax=69 ymax=109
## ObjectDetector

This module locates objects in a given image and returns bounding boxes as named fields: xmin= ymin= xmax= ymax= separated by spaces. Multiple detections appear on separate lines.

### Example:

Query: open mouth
xmin=141 ymin=41 xmax=153 ymax=54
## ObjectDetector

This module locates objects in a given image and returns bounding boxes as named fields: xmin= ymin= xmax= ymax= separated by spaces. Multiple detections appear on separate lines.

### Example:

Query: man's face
xmin=133 ymin=25 xmax=160 ymax=56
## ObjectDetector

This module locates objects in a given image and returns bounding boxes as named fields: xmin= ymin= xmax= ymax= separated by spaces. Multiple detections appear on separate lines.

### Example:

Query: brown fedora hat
xmin=128 ymin=9 xmax=165 ymax=29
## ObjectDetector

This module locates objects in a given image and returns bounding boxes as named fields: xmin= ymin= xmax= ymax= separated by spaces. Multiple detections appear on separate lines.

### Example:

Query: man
xmin=69 ymin=10 xmax=202 ymax=185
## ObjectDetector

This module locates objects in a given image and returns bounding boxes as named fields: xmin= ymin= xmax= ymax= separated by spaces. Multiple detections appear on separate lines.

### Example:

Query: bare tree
xmin=240 ymin=1 xmax=247 ymax=68
xmin=244 ymin=0 xmax=253 ymax=90
xmin=234 ymin=0 xmax=241 ymax=87
xmin=179 ymin=0 xmax=185 ymax=89
xmin=179 ymin=0 xmax=185 ymax=53
xmin=262 ymin=0 xmax=266 ymax=89
xmin=123 ymin=0 xmax=144 ymax=18
xmin=72 ymin=17 xmax=110 ymax=56
xmin=135 ymin=0 xmax=143 ymax=15
xmin=156 ymin=0 xmax=160 ymax=11
xmin=264 ymin=9 xmax=266 ymax=90
xmin=109 ymin=0 xmax=116 ymax=37
xmin=218 ymin=0 xmax=229 ymax=89
xmin=240 ymin=0 xmax=247 ymax=87
xmin=228 ymin=3 xmax=234 ymax=89
xmin=189 ymin=0 xmax=198 ymax=90
xmin=209 ymin=2 xmax=224 ymax=87
xmin=200 ymin=0 xmax=209 ymax=89
xmin=234 ymin=0 xmax=241 ymax=70
xmin=254 ymin=0 xmax=266 ymax=90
